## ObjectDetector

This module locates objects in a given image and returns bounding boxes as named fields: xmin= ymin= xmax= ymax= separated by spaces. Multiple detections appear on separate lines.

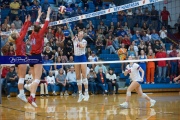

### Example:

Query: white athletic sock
xmin=31 ymin=93 xmax=35 ymax=98
xmin=20 ymin=89 xmax=24 ymax=95
xmin=85 ymin=89 xmax=88 ymax=94
xmin=79 ymin=90 xmax=82 ymax=94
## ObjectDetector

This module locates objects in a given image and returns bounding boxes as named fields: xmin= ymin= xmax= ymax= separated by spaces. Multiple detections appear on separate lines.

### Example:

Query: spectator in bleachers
xmin=76 ymin=20 xmax=85 ymax=30
xmin=118 ymin=11 xmax=126 ymax=24
xmin=5 ymin=16 xmax=10 ymax=25
xmin=87 ymin=26 xmax=96 ymax=44
xmin=56 ymin=68 xmax=69 ymax=96
xmin=123 ymin=22 xmax=130 ymax=35
xmin=133 ymin=23 xmax=142 ymax=33
xmin=121 ymin=35 xmax=131 ymax=49
xmin=143 ymin=7 xmax=150 ymax=24
xmin=147 ymin=49 xmax=155 ymax=84
xmin=82 ymin=0 xmax=89 ymax=9
xmin=96 ymin=36 xmax=104 ymax=55
xmin=1 ymin=24 xmax=8 ymax=32
xmin=94 ymin=61 xmax=107 ymax=74
xmin=87 ymin=68 xmax=97 ymax=95
xmin=3 ymin=19 xmax=10 ymax=30
xmin=9 ymin=0 xmax=20 ymax=22
xmin=13 ymin=16 xmax=23 ymax=29
xmin=115 ymin=22 xmax=122 ymax=30
xmin=142 ymin=31 xmax=150 ymax=43
xmin=108 ymin=22 xmax=115 ymax=32
xmin=138 ymin=50 xmax=147 ymax=84
xmin=156 ymin=47 xmax=167 ymax=83
xmin=26 ymin=2 xmax=32 ymax=15
xmin=127 ymin=45 xmax=136 ymax=58
xmin=86 ymin=21 xmax=94 ymax=29
xmin=47 ymin=28 xmax=54 ymax=41
xmin=161 ymin=6 xmax=171 ymax=29
xmin=55 ymin=27 xmax=65 ymax=49
xmin=63 ymin=25 xmax=71 ymax=40
xmin=66 ymin=4 xmax=74 ymax=17
xmin=53 ymin=56 xmax=62 ymax=77
xmin=126 ymin=9 xmax=133 ymax=29
xmin=154 ymin=40 xmax=162 ymax=54
xmin=118 ymin=43 xmax=127 ymax=72
xmin=43 ymin=46 xmax=55 ymax=61
xmin=131 ymin=30 xmax=142 ymax=45
xmin=112 ymin=35 xmax=120 ymax=50
xmin=159 ymin=26 xmax=167 ymax=43
xmin=31 ymin=0 xmax=40 ymax=22
xmin=58 ymin=50 xmax=68 ymax=63
xmin=1 ymin=66 xmax=10 ymax=87
xmin=19 ymin=5 xmax=27 ymax=23
xmin=151 ymin=6 xmax=159 ymax=30
xmin=9 ymin=23 xmax=18 ymax=33
xmin=135 ymin=7 xmax=143 ymax=26
xmin=106 ymin=68 xmax=119 ymax=94
xmin=42 ymin=0 xmax=50 ymax=12
xmin=1 ymin=0 xmax=10 ymax=8
xmin=65 ymin=55 xmax=74 ymax=72
xmin=106 ymin=35 xmax=117 ymax=54
xmin=49 ymin=38 xmax=58 ymax=53
xmin=47 ymin=71 xmax=57 ymax=95
xmin=96 ymin=29 xmax=105 ymax=45
xmin=24 ymin=70 xmax=33 ymax=92
xmin=98 ymin=21 xmax=108 ymax=35
xmin=141 ymin=22 xmax=149 ymax=33
xmin=38 ymin=69 xmax=49 ymax=97
xmin=109 ymin=1 xmax=116 ymax=8
xmin=76 ymin=7 xmax=83 ymax=15
xmin=88 ymin=51 xmax=98 ymax=68
xmin=66 ymin=66 xmax=78 ymax=96
xmin=96 ymin=68 xmax=108 ymax=95
xmin=138 ymin=41 xmax=147 ymax=55
xmin=5 ymin=45 xmax=15 ymax=56
xmin=151 ymin=29 xmax=161 ymax=41
xmin=169 ymin=45 xmax=178 ymax=83
xmin=1 ymin=35 xmax=8 ymax=48
xmin=43 ymin=55 xmax=53 ymax=75
xmin=6 ymin=66 xmax=18 ymax=98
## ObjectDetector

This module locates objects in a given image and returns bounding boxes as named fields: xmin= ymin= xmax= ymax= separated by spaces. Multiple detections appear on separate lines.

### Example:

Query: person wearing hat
xmin=106 ymin=68 xmax=119 ymax=94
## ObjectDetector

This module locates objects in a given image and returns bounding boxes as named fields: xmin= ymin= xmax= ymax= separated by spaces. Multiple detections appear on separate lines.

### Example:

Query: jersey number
xmin=31 ymin=38 xmax=36 ymax=45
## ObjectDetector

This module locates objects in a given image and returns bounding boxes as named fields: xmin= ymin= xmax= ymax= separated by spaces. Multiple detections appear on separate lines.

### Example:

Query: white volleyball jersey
xmin=73 ymin=38 xmax=87 ymax=56
xmin=125 ymin=63 xmax=142 ymax=81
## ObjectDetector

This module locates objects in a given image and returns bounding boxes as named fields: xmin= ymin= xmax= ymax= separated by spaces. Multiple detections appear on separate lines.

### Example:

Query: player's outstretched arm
xmin=139 ymin=67 xmax=144 ymax=81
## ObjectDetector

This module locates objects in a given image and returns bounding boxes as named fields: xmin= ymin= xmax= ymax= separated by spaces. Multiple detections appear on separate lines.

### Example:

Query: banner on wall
xmin=0 ymin=0 xmax=163 ymax=36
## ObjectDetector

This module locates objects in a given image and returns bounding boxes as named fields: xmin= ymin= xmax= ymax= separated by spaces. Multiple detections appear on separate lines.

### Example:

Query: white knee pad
xmin=82 ymin=78 xmax=88 ymax=85
xmin=18 ymin=78 xmax=25 ymax=84
xmin=126 ymin=91 xmax=131 ymax=96
xmin=141 ymin=93 xmax=147 ymax=98
xmin=77 ymin=80 xmax=82 ymax=85
xmin=33 ymin=79 xmax=40 ymax=84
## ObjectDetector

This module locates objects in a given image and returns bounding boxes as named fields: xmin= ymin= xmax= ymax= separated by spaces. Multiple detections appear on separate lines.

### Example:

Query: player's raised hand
xmin=47 ymin=7 xmax=51 ymax=15
xmin=25 ymin=16 xmax=27 ymax=22
xmin=38 ymin=7 xmax=43 ymax=17
xmin=27 ymin=15 xmax=31 ymax=21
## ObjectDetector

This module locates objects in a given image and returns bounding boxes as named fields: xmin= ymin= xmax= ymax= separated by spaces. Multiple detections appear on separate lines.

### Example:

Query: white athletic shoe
xmin=77 ymin=94 xmax=84 ymax=102
xmin=119 ymin=102 xmax=129 ymax=109
xmin=64 ymin=91 xmax=69 ymax=96
xmin=17 ymin=94 xmax=28 ymax=103
xmin=84 ymin=93 xmax=89 ymax=101
xmin=150 ymin=99 xmax=156 ymax=107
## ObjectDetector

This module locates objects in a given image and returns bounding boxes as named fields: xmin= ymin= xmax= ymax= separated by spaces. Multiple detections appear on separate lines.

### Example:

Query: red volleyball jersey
xmin=30 ymin=21 xmax=49 ymax=54
xmin=15 ymin=21 xmax=31 ymax=56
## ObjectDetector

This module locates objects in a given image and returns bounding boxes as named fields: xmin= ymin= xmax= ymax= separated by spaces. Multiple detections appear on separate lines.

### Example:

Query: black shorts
xmin=29 ymin=53 xmax=42 ymax=67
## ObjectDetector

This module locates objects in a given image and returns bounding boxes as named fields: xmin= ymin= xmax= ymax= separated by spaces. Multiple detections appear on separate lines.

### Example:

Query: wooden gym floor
xmin=0 ymin=92 xmax=180 ymax=120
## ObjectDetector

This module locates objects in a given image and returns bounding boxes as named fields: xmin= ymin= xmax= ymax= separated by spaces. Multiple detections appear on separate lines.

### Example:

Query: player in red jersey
xmin=8 ymin=15 xmax=31 ymax=102
xmin=27 ymin=7 xmax=51 ymax=107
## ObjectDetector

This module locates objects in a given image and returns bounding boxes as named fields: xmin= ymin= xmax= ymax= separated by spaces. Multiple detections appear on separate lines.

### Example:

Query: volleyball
xmin=58 ymin=6 xmax=66 ymax=14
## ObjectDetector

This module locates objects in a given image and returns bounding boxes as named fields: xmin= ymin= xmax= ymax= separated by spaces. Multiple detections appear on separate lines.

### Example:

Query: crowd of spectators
xmin=1 ymin=0 xmax=180 ymax=97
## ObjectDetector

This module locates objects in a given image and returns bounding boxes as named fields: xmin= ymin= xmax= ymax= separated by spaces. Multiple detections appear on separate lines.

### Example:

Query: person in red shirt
xmin=8 ymin=15 xmax=31 ymax=103
xmin=121 ymin=35 xmax=131 ymax=49
xmin=155 ymin=47 xmax=167 ymax=83
xmin=160 ymin=6 xmax=171 ymax=28
xmin=168 ymin=45 xmax=178 ymax=83
xmin=27 ymin=7 xmax=51 ymax=107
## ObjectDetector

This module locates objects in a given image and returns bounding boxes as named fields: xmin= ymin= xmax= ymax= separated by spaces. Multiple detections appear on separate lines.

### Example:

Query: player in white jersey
xmin=67 ymin=23 xmax=89 ymax=102
xmin=119 ymin=55 xmax=156 ymax=108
